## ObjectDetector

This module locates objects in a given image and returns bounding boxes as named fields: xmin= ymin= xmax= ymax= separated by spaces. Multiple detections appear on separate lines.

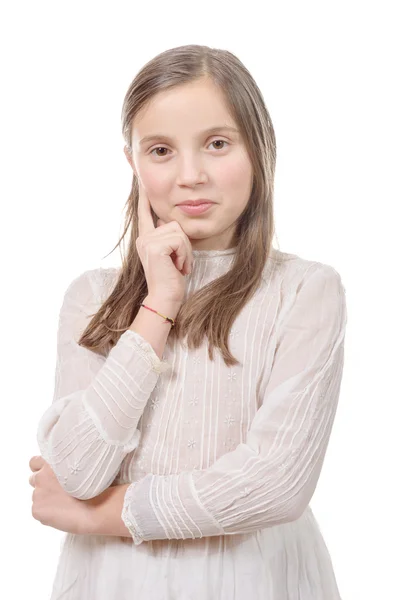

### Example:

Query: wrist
xmin=82 ymin=484 xmax=132 ymax=537
xmin=143 ymin=295 xmax=182 ymax=320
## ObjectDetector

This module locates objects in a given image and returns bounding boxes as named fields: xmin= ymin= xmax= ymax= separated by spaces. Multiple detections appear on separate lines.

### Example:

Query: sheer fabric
xmin=36 ymin=247 xmax=347 ymax=599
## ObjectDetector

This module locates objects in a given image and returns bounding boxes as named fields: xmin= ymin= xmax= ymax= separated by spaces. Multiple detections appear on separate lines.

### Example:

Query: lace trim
xmin=120 ymin=329 xmax=171 ymax=374
xmin=121 ymin=481 xmax=145 ymax=545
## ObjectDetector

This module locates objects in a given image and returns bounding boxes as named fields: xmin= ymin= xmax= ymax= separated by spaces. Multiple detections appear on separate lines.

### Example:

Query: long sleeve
xmin=121 ymin=263 xmax=347 ymax=544
xmin=36 ymin=269 xmax=171 ymax=500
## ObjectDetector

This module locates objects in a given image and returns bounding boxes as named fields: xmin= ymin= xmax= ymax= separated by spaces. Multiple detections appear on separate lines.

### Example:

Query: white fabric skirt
xmin=49 ymin=505 xmax=342 ymax=599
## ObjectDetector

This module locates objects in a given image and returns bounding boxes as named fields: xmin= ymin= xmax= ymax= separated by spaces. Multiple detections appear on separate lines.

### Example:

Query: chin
xmin=182 ymin=223 xmax=214 ymax=236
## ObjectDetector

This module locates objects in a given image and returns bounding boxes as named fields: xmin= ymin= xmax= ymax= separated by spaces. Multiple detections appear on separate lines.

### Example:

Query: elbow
xmin=261 ymin=471 xmax=318 ymax=526
xmin=283 ymin=477 xmax=319 ymax=522
xmin=277 ymin=449 xmax=324 ymax=522
xmin=285 ymin=497 xmax=310 ymax=522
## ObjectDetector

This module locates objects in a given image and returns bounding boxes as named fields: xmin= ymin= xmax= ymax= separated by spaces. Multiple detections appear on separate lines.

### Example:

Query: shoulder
xmin=62 ymin=266 xmax=121 ymax=308
xmin=262 ymin=247 xmax=346 ymax=298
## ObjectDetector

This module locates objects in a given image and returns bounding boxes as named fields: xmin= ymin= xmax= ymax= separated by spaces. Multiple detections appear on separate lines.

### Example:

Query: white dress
xmin=36 ymin=246 xmax=347 ymax=599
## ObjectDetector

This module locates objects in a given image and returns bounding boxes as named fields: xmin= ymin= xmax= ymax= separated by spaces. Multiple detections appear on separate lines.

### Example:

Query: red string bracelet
xmin=140 ymin=303 xmax=175 ymax=327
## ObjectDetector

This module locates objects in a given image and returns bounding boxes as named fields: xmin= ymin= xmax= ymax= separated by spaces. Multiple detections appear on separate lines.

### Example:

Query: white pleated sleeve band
xmin=121 ymin=264 xmax=347 ymax=544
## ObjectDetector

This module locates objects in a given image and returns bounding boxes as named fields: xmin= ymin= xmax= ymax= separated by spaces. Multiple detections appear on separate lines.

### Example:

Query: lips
xmin=177 ymin=202 xmax=215 ymax=215
xmin=177 ymin=199 xmax=215 ymax=206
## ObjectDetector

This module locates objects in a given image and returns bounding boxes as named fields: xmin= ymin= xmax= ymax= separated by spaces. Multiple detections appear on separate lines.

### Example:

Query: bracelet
xmin=140 ymin=303 xmax=176 ymax=327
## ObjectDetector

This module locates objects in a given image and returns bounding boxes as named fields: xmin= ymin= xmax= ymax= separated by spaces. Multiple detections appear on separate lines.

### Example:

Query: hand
xmin=29 ymin=455 xmax=92 ymax=535
xmin=136 ymin=179 xmax=193 ymax=304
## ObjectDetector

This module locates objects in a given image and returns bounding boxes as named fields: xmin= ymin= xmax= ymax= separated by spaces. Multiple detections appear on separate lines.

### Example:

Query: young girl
xmin=31 ymin=44 xmax=347 ymax=599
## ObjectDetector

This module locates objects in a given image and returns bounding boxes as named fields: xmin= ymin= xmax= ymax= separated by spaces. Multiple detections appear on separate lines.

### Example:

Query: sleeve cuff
xmin=121 ymin=472 xmax=225 ymax=544
xmin=120 ymin=329 xmax=171 ymax=374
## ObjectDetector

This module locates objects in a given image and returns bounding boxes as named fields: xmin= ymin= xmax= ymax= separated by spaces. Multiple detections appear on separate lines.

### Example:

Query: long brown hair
xmin=79 ymin=44 xmax=278 ymax=367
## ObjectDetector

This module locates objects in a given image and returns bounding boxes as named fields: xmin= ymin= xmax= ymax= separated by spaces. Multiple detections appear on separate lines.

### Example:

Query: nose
xmin=175 ymin=154 xmax=208 ymax=187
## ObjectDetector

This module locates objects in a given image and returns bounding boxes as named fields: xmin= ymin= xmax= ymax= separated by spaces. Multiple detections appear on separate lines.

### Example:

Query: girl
xmin=30 ymin=44 xmax=347 ymax=599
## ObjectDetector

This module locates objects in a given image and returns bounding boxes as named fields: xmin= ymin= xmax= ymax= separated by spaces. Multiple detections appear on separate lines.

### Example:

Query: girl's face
xmin=125 ymin=78 xmax=253 ymax=251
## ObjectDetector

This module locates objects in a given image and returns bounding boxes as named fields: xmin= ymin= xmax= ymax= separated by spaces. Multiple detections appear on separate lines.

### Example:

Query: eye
xmin=149 ymin=139 xmax=229 ymax=159
xmin=150 ymin=146 xmax=170 ymax=158
xmin=209 ymin=139 xmax=229 ymax=150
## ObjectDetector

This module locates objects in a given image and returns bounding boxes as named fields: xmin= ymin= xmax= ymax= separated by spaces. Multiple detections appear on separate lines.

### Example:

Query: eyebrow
xmin=139 ymin=126 xmax=240 ymax=147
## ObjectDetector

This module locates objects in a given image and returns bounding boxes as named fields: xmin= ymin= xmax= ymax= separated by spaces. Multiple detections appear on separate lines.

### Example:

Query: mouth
xmin=177 ymin=202 xmax=215 ymax=216
xmin=176 ymin=199 xmax=216 ymax=207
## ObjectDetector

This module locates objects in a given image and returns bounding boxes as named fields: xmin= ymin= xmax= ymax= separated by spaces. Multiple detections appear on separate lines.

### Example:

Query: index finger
xmin=137 ymin=179 xmax=155 ymax=236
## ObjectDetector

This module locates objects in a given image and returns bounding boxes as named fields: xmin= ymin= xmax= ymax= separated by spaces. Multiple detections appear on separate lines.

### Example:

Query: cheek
xmin=217 ymin=154 xmax=252 ymax=193
xmin=137 ymin=163 xmax=172 ymax=220
xmin=139 ymin=164 xmax=168 ymax=196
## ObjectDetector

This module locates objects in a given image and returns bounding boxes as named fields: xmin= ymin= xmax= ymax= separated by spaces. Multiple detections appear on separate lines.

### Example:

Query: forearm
xmin=84 ymin=483 xmax=132 ymax=537
xmin=129 ymin=294 xmax=181 ymax=360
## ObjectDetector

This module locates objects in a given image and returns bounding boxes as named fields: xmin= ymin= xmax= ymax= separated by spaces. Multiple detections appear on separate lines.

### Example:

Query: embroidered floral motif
xmin=192 ymin=355 xmax=201 ymax=365
xmin=188 ymin=439 xmax=196 ymax=449
xmin=189 ymin=396 xmax=199 ymax=406
xmin=150 ymin=397 xmax=160 ymax=410
xmin=227 ymin=371 xmax=237 ymax=382
xmin=70 ymin=461 xmax=82 ymax=475
xmin=224 ymin=415 xmax=235 ymax=427
xmin=229 ymin=327 xmax=240 ymax=340
xmin=240 ymin=486 xmax=251 ymax=497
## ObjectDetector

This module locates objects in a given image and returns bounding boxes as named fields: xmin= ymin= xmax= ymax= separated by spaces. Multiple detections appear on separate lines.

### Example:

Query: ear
xmin=123 ymin=145 xmax=138 ymax=177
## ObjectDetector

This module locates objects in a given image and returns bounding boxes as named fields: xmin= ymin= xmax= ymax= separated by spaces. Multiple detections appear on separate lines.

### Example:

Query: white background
xmin=1 ymin=1 xmax=398 ymax=598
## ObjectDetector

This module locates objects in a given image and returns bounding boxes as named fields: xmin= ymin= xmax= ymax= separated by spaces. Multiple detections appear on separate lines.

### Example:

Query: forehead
xmin=132 ymin=79 xmax=238 ymax=141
